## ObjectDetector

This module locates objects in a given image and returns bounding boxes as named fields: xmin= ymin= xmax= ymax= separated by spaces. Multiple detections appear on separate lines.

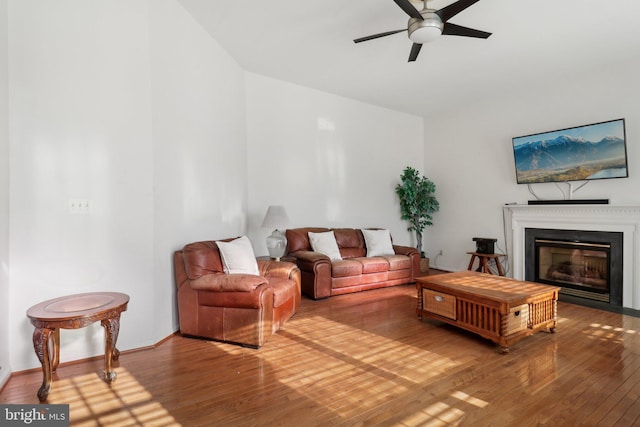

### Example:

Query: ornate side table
xmin=26 ymin=292 xmax=129 ymax=401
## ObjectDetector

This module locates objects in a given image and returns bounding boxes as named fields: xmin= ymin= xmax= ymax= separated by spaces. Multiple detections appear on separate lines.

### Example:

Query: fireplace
xmin=503 ymin=204 xmax=640 ymax=311
xmin=524 ymin=228 xmax=623 ymax=306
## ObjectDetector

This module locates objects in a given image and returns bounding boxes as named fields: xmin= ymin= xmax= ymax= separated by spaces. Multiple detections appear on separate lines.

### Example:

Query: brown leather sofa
xmin=174 ymin=239 xmax=301 ymax=348
xmin=285 ymin=227 xmax=420 ymax=300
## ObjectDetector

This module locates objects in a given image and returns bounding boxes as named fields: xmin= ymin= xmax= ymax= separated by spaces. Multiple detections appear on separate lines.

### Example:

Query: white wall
xmin=0 ymin=0 xmax=10 ymax=387
xmin=244 ymin=73 xmax=424 ymax=253
xmin=8 ymin=0 xmax=155 ymax=371
xmin=149 ymin=0 xmax=247 ymax=341
xmin=7 ymin=0 xmax=248 ymax=372
xmin=423 ymin=57 xmax=640 ymax=272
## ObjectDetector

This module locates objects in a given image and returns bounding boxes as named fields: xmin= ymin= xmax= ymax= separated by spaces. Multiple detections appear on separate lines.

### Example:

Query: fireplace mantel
xmin=503 ymin=204 xmax=640 ymax=310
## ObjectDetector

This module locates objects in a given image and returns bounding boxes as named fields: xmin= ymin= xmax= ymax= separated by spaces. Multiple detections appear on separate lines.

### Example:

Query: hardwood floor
xmin=2 ymin=277 xmax=640 ymax=426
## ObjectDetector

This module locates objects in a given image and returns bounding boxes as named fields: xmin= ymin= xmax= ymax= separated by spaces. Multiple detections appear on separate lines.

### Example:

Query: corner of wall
xmin=0 ymin=0 xmax=11 ymax=379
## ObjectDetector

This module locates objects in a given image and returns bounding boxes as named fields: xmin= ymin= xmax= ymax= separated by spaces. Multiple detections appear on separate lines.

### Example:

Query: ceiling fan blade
xmin=436 ymin=0 xmax=481 ymax=22
xmin=393 ymin=0 xmax=423 ymax=20
xmin=442 ymin=22 xmax=491 ymax=38
xmin=354 ymin=29 xmax=407 ymax=43
xmin=408 ymin=43 xmax=422 ymax=62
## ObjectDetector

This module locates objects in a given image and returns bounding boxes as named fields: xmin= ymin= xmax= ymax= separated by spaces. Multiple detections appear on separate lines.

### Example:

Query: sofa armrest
xmin=290 ymin=250 xmax=332 ymax=299
xmin=189 ymin=273 xmax=268 ymax=292
xmin=258 ymin=259 xmax=298 ymax=280
xmin=291 ymin=250 xmax=330 ymax=268
xmin=393 ymin=244 xmax=419 ymax=257
xmin=393 ymin=245 xmax=421 ymax=280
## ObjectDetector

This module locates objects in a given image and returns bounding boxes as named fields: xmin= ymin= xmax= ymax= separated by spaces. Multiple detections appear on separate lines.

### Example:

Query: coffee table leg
xmin=101 ymin=316 xmax=121 ymax=383
xmin=550 ymin=299 xmax=558 ymax=333
xmin=32 ymin=327 xmax=54 ymax=401
xmin=499 ymin=312 xmax=510 ymax=354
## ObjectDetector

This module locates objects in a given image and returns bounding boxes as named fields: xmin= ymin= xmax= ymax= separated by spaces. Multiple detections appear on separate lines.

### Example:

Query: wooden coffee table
xmin=27 ymin=292 xmax=129 ymax=401
xmin=416 ymin=271 xmax=559 ymax=353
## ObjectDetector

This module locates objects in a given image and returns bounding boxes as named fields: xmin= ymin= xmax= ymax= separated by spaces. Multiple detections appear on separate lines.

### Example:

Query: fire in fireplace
xmin=524 ymin=228 xmax=623 ymax=306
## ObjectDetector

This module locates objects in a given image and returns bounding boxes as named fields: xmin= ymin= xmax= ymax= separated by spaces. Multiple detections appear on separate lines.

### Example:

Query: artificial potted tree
xmin=395 ymin=166 xmax=440 ymax=273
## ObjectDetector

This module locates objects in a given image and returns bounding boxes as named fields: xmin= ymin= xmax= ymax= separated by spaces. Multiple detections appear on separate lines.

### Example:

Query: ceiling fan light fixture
xmin=409 ymin=25 xmax=442 ymax=43
xmin=408 ymin=12 xmax=443 ymax=44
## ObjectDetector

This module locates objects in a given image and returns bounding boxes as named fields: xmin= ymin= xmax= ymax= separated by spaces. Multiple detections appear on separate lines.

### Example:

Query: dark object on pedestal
xmin=473 ymin=237 xmax=497 ymax=254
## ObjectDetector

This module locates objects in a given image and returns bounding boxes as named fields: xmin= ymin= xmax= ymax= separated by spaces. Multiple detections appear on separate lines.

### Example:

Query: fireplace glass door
xmin=536 ymin=239 xmax=610 ymax=301
xmin=525 ymin=228 xmax=623 ymax=306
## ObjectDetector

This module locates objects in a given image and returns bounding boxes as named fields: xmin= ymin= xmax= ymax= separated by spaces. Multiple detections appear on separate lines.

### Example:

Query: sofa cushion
xmin=354 ymin=257 xmax=390 ymax=274
xmin=334 ymin=228 xmax=366 ymax=258
xmin=216 ymin=236 xmax=260 ymax=275
xmin=333 ymin=228 xmax=364 ymax=249
xmin=286 ymin=227 xmax=329 ymax=253
xmin=331 ymin=259 xmax=363 ymax=278
xmin=182 ymin=241 xmax=224 ymax=280
xmin=362 ymin=229 xmax=395 ymax=257
xmin=309 ymin=231 xmax=343 ymax=261
xmin=332 ymin=272 xmax=388 ymax=289
xmin=383 ymin=254 xmax=412 ymax=271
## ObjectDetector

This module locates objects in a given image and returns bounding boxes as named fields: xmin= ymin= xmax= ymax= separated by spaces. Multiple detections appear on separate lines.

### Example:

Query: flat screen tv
xmin=512 ymin=118 xmax=628 ymax=184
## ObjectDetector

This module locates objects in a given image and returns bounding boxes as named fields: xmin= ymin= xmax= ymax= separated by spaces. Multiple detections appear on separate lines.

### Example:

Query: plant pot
xmin=420 ymin=257 xmax=430 ymax=273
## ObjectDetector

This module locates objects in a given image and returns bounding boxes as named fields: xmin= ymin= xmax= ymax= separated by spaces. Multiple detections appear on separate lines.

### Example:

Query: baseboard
xmin=0 ymin=367 xmax=11 ymax=394
xmin=559 ymin=295 xmax=640 ymax=318
xmin=528 ymin=199 xmax=609 ymax=205
xmin=5 ymin=331 xmax=181 ymax=379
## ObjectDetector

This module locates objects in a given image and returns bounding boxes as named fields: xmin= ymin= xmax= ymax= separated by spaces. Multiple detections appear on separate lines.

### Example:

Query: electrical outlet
xmin=69 ymin=198 xmax=90 ymax=214
xmin=438 ymin=250 xmax=443 ymax=256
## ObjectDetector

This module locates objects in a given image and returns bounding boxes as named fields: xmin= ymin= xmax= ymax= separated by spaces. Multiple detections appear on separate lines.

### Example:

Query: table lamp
xmin=261 ymin=205 xmax=290 ymax=260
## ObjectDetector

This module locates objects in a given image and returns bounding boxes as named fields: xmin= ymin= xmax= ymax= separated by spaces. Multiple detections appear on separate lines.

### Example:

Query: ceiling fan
xmin=354 ymin=0 xmax=491 ymax=62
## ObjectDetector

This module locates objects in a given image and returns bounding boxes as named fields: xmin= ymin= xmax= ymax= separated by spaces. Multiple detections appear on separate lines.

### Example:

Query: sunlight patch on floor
xmin=589 ymin=322 xmax=637 ymax=335
xmin=401 ymin=400 xmax=466 ymax=426
xmin=397 ymin=391 xmax=488 ymax=426
xmin=584 ymin=322 xmax=638 ymax=343
xmin=450 ymin=390 xmax=488 ymax=408
xmin=48 ymin=368 xmax=179 ymax=426
xmin=224 ymin=314 xmax=466 ymax=420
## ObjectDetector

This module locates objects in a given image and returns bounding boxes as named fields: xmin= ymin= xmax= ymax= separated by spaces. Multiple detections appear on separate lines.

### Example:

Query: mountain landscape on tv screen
xmin=514 ymin=135 xmax=627 ymax=183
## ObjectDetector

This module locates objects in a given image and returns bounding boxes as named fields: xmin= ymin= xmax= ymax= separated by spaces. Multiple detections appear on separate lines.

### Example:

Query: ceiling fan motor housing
xmin=408 ymin=10 xmax=443 ymax=43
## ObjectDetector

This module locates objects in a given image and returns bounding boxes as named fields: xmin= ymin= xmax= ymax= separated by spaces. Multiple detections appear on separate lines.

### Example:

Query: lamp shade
xmin=261 ymin=205 xmax=290 ymax=230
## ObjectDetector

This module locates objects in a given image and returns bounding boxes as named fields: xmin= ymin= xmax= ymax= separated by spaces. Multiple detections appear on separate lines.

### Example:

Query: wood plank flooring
xmin=2 ymin=278 xmax=640 ymax=426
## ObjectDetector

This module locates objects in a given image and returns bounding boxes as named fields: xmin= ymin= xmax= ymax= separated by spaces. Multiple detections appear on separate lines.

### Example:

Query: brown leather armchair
xmin=174 ymin=240 xmax=301 ymax=348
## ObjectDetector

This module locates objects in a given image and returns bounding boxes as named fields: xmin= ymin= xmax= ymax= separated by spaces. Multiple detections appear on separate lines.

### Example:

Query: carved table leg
xmin=416 ymin=285 xmax=423 ymax=320
xmin=51 ymin=328 xmax=60 ymax=373
xmin=32 ymin=327 xmax=54 ymax=402
xmin=101 ymin=315 xmax=121 ymax=383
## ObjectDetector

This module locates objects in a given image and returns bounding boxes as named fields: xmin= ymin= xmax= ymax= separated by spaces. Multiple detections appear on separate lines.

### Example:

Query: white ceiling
xmin=176 ymin=0 xmax=640 ymax=117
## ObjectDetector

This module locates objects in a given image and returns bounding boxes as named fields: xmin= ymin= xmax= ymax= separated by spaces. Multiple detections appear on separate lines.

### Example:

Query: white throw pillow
xmin=216 ymin=236 xmax=260 ymax=275
xmin=308 ymin=231 xmax=342 ymax=261
xmin=362 ymin=229 xmax=395 ymax=257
